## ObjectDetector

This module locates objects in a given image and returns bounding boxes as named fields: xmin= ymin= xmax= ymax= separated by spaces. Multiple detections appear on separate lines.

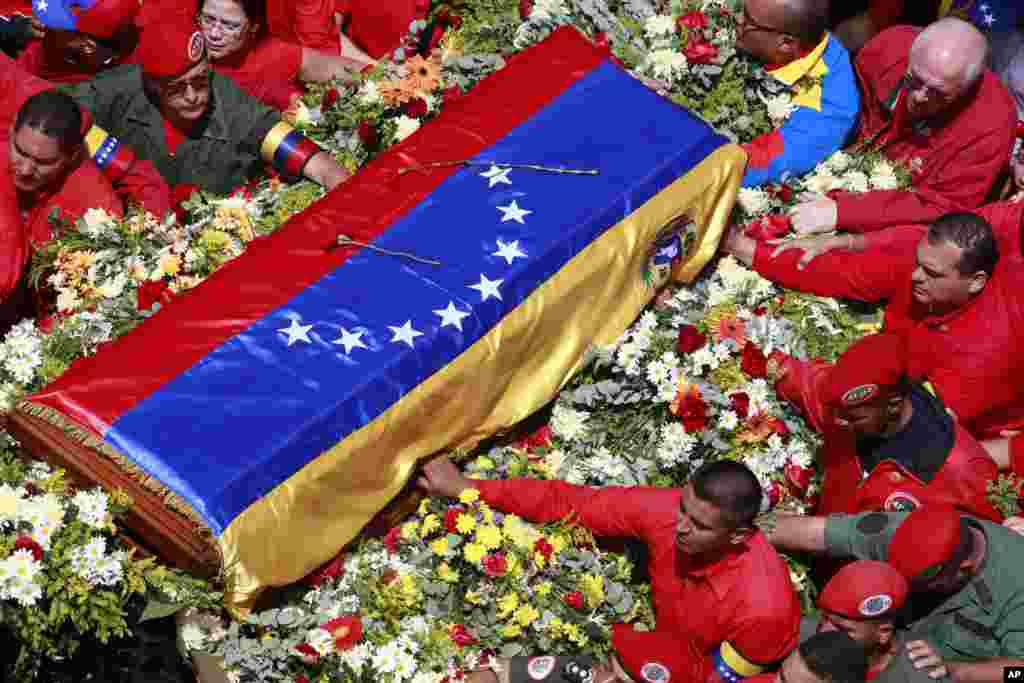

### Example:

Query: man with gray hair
xmin=776 ymin=18 xmax=1016 ymax=259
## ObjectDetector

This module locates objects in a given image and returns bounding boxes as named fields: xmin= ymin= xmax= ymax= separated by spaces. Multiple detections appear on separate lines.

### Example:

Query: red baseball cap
xmin=818 ymin=560 xmax=908 ymax=619
xmin=823 ymin=333 xmax=908 ymax=408
xmin=612 ymin=624 xmax=702 ymax=683
xmin=887 ymin=505 xmax=963 ymax=583
xmin=136 ymin=14 xmax=206 ymax=79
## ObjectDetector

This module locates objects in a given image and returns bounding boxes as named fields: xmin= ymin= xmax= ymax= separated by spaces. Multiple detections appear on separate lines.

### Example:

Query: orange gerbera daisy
xmin=713 ymin=313 xmax=747 ymax=346
xmin=378 ymin=79 xmax=417 ymax=105
xmin=403 ymin=54 xmax=442 ymax=93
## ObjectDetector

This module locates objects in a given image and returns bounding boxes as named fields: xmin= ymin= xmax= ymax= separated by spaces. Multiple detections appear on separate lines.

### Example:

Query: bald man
xmin=773 ymin=18 xmax=1016 ymax=263
xmin=735 ymin=0 xmax=860 ymax=188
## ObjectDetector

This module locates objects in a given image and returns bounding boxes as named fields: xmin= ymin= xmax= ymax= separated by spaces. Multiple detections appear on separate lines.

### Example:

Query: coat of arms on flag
xmin=9 ymin=27 xmax=745 ymax=607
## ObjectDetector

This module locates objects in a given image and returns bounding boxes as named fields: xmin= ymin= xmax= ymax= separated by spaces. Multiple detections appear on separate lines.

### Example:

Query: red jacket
xmin=753 ymin=235 xmax=1024 ymax=440
xmin=834 ymin=26 xmax=1016 ymax=232
xmin=769 ymin=351 xmax=1000 ymax=520
xmin=211 ymin=38 xmax=305 ymax=111
xmin=475 ymin=479 xmax=801 ymax=672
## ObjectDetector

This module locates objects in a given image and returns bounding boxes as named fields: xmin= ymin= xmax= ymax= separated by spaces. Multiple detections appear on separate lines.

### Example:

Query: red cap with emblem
xmin=612 ymin=624 xmax=703 ymax=683
xmin=817 ymin=560 xmax=908 ymax=620
xmin=136 ymin=13 xmax=206 ymax=79
xmin=887 ymin=505 xmax=963 ymax=582
xmin=823 ymin=333 xmax=908 ymax=408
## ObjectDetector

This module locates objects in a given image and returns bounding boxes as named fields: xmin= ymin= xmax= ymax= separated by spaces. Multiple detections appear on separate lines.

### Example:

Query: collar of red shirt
xmin=679 ymin=535 xmax=750 ymax=578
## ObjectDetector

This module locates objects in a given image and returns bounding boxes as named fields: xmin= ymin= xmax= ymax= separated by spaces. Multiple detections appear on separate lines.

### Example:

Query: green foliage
xmin=987 ymin=474 xmax=1022 ymax=519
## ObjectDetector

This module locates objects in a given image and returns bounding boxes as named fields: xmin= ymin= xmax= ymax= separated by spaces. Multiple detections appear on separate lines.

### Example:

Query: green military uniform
xmin=825 ymin=511 xmax=1024 ymax=663
xmin=62 ymin=64 xmax=280 ymax=195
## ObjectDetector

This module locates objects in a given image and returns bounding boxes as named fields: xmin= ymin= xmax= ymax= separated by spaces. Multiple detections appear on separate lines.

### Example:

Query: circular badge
xmin=859 ymin=593 xmax=894 ymax=617
xmin=884 ymin=491 xmax=921 ymax=513
xmin=188 ymin=31 xmax=206 ymax=61
xmin=641 ymin=662 xmax=671 ymax=683
xmin=841 ymin=383 xmax=879 ymax=406
xmin=527 ymin=656 xmax=556 ymax=681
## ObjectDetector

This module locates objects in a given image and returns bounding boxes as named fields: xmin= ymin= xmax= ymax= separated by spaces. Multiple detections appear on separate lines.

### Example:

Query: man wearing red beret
xmin=62 ymin=14 xmax=349 ymax=195
xmin=757 ymin=332 xmax=999 ymax=520
xmin=420 ymin=455 xmax=801 ymax=683
xmin=764 ymin=505 xmax=1024 ymax=682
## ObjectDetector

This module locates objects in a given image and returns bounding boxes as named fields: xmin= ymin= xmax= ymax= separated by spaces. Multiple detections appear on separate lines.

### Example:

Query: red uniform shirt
xmin=752 ymin=234 xmax=1024 ymax=440
xmin=211 ymin=37 xmax=304 ymax=111
xmin=475 ymin=478 xmax=801 ymax=672
xmin=769 ymin=352 xmax=1000 ymax=520
xmin=267 ymin=0 xmax=340 ymax=53
xmin=835 ymin=26 xmax=1016 ymax=233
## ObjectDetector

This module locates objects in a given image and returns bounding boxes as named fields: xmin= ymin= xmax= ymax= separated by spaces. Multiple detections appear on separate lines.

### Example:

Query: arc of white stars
xmin=433 ymin=301 xmax=471 ymax=332
xmin=388 ymin=320 xmax=424 ymax=348
xmin=480 ymin=165 xmax=513 ymax=187
xmin=278 ymin=318 xmax=313 ymax=346
xmin=469 ymin=273 xmax=503 ymax=301
xmin=497 ymin=200 xmax=532 ymax=224
xmin=332 ymin=328 xmax=368 ymax=354
xmin=493 ymin=239 xmax=527 ymax=265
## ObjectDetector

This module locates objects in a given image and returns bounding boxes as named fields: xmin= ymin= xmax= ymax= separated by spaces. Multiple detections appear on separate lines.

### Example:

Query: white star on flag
xmin=480 ymin=165 xmax=513 ymax=187
xmin=278 ymin=318 xmax=313 ymax=346
xmin=332 ymin=328 xmax=368 ymax=354
xmin=469 ymin=273 xmax=504 ymax=301
xmin=35 ymin=0 xmax=46 ymax=11
xmin=497 ymin=200 xmax=532 ymax=224
xmin=983 ymin=11 xmax=995 ymax=25
xmin=433 ymin=301 xmax=471 ymax=331
xmin=980 ymin=3 xmax=990 ymax=11
xmin=388 ymin=320 xmax=424 ymax=348
xmin=493 ymin=239 xmax=527 ymax=265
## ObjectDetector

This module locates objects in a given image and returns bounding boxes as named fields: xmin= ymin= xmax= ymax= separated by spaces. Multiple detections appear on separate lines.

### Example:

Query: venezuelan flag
xmin=24 ymin=27 xmax=744 ymax=607
xmin=940 ymin=0 xmax=1023 ymax=31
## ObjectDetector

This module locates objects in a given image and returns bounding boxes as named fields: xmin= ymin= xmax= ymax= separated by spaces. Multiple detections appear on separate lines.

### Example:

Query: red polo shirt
xmin=211 ymin=37 xmax=304 ymax=111
xmin=475 ymin=478 xmax=801 ymax=673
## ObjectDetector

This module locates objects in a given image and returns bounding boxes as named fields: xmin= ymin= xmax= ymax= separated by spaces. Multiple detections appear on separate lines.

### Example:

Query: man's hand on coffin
xmin=1005 ymin=516 xmax=1024 ymax=536
xmin=418 ymin=455 xmax=475 ymax=500
xmin=789 ymin=196 xmax=838 ymax=235
xmin=767 ymin=233 xmax=862 ymax=270
xmin=721 ymin=223 xmax=756 ymax=267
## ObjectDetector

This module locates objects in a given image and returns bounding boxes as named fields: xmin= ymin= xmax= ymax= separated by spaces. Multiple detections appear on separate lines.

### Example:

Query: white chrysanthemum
xmin=655 ymin=421 xmax=698 ymax=466
xmin=80 ymin=207 xmax=115 ymax=238
xmin=30 ymin=520 xmax=59 ymax=550
xmin=532 ymin=0 xmax=568 ymax=19
xmin=358 ymin=81 xmax=383 ymax=105
xmin=803 ymin=171 xmax=841 ymax=196
xmin=395 ymin=650 xmax=418 ymax=680
xmin=56 ymin=288 xmax=81 ymax=313
xmin=745 ymin=378 xmax=772 ymax=407
xmin=372 ymin=639 xmax=404 ymax=674
xmin=341 ymin=642 xmax=372 ymax=673
xmin=646 ymin=49 xmax=688 ymax=83
xmin=412 ymin=672 xmax=444 ymax=683
xmin=544 ymin=448 xmax=566 ymax=476
xmin=97 ymin=273 xmax=128 ymax=299
xmin=717 ymin=410 xmax=740 ymax=431
xmin=762 ymin=93 xmax=796 ymax=126
xmin=22 ymin=493 xmax=65 ymax=529
xmin=550 ymin=404 xmax=589 ymax=441
xmin=825 ymin=150 xmax=853 ymax=173
xmin=72 ymin=489 xmax=110 ymax=529
xmin=644 ymin=14 xmax=676 ymax=40
xmin=179 ymin=623 xmax=207 ymax=652
xmin=843 ymin=171 xmax=870 ymax=193
xmin=689 ymin=345 xmax=719 ymax=372
xmin=4 ymin=574 xmax=43 ymax=607
xmin=394 ymin=115 xmax=421 ymax=142
xmin=870 ymin=160 xmax=900 ymax=190
xmin=736 ymin=187 xmax=771 ymax=216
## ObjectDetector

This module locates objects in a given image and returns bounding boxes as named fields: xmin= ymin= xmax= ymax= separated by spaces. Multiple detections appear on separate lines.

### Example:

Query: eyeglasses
xmin=737 ymin=6 xmax=792 ymax=38
xmin=196 ymin=12 xmax=247 ymax=37
xmin=161 ymin=70 xmax=211 ymax=99
xmin=904 ymin=70 xmax=958 ymax=106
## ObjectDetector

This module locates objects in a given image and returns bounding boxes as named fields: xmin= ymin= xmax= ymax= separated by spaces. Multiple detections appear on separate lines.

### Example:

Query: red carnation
xmin=745 ymin=214 xmax=791 ymax=241
xmin=730 ymin=392 xmax=751 ymax=419
xmin=444 ymin=506 xmax=464 ymax=533
xmin=677 ymin=391 xmax=709 ymax=433
xmin=14 ymin=535 xmax=43 ymax=562
xmin=427 ymin=24 xmax=446 ymax=51
xmin=683 ymin=38 xmax=719 ymax=65
xmin=765 ymin=480 xmax=784 ymax=509
xmin=305 ymin=551 xmax=345 ymax=587
xmin=296 ymin=677 xmax=310 ymax=683
xmin=519 ymin=0 xmax=534 ymax=19
xmin=384 ymin=526 xmax=402 ymax=555
xmin=482 ymin=552 xmax=508 ymax=577
xmin=769 ymin=417 xmax=790 ymax=437
xmin=768 ymin=183 xmax=794 ymax=202
xmin=676 ymin=324 xmax=708 ymax=354
xmin=323 ymin=615 xmax=363 ymax=651
xmin=322 ymin=88 xmax=340 ymax=109
xmin=449 ymin=623 xmax=478 ymax=647
xmin=136 ymin=279 xmax=174 ymax=312
xmin=753 ymin=306 xmax=767 ymax=317
xmin=534 ymin=537 xmax=554 ymax=561
xmin=593 ymin=32 xmax=611 ymax=50
xmin=785 ymin=462 xmax=814 ymax=493
xmin=172 ymin=182 xmax=199 ymax=223
xmin=357 ymin=120 xmax=379 ymax=148
xmin=295 ymin=642 xmax=319 ymax=662
xmin=404 ymin=97 xmax=429 ymax=118
xmin=677 ymin=10 xmax=708 ymax=31
xmin=564 ymin=591 xmax=585 ymax=609
xmin=517 ymin=425 xmax=553 ymax=452
xmin=442 ymin=85 xmax=463 ymax=104
xmin=740 ymin=342 xmax=768 ymax=379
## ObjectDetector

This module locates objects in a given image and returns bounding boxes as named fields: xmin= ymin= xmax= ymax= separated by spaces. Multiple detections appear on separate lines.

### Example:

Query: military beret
xmin=823 ymin=333 xmax=908 ymax=408
xmin=887 ymin=505 xmax=962 ymax=582
xmin=612 ymin=624 xmax=700 ymax=683
xmin=33 ymin=0 xmax=139 ymax=39
xmin=137 ymin=12 xmax=205 ymax=79
xmin=818 ymin=560 xmax=908 ymax=619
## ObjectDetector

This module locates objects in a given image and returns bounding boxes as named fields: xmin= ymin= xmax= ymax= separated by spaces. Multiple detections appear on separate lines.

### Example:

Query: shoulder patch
xmin=856 ymin=512 xmax=891 ymax=535
xmin=641 ymin=662 xmax=671 ymax=683
xmin=188 ymin=31 xmax=205 ymax=61
xmin=883 ymin=491 xmax=921 ymax=513
xmin=842 ymin=384 xmax=879 ymax=406
xmin=858 ymin=594 xmax=893 ymax=617
xmin=527 ymin=656 xmax=556 ymax=681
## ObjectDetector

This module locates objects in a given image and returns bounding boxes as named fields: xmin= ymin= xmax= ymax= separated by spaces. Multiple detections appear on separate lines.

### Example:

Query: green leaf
xmin=138 ymin=598 xmax=184 ymax=623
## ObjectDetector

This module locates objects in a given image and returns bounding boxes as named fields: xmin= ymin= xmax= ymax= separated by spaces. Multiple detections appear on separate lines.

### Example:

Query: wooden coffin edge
xmin=8 ymin=400 xmax=220 ymax=577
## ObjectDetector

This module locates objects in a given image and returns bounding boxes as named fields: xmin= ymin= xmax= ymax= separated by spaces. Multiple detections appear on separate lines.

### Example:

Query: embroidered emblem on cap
xmin=884 ymin=491 xmax=921 ymax=513
xmin=527 ymin=656 xmax=556 ymax=680
xmin=842 ymin=384 xmax=879 ymax=406
xmin=859 ymin=593 xmax=893 ymax=617
xmin=641 ymin=662 xmax=670 ymax=683
xmin=188 ymin=31 xmax=205 ymax=61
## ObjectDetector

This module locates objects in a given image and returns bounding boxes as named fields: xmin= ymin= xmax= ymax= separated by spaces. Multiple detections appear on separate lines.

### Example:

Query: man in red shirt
xmin=785 ymin=18 xmax=1015 ymax=250
xmin=419 ymin=455 xmax=802 ymax=683
xmin=723 ymin=211 xmax=1024 ymax=447
xmin=758 ymin=332 xmax=999 ymax=520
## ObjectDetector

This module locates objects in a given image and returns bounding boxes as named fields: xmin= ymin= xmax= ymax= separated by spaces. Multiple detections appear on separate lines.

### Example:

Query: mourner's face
xmin=159 ymin=59 xmax=212 ymax=125
xmin=910 ymin=238 xmax=981 ymax=311
xmin=8 ymin=125 xmax=74 ymax=194
xmin=904 ymin=52 xmax=966 ymax=122
xmin=816 ymin=610 xmax=889 ymax=650
xmin=198 ymin=0 xmax=255 ymax=60
xmin=43 ymin=29 xmax=120 ymax=73
xmin=735 ymin=0 xmax=792 ymax=65
xmin=675 ymin=483 xmax=735 ymax=557
xmin=833 ymin=399 xmax=890 ymax=436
